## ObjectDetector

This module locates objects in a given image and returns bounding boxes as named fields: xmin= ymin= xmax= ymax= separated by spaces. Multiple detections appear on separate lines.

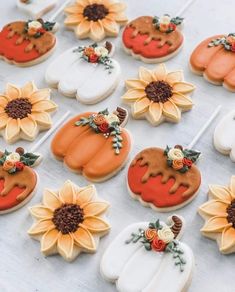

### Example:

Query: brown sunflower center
xmin=52 ymin=204 xmax=84 ymax=234
xmin=145 ymin=81 xmax=173 ymax=103
xmin=5 ymin=98 xmax=32 ymax=119
xmin=83 ymin=4 xmax=109 ymax=21
xmin=227 ymin=199 xmax=235 ymax=228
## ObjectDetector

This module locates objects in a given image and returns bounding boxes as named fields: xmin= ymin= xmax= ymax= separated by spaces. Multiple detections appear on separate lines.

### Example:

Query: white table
xmin=1 ymin=0 xmax=235 ymax=291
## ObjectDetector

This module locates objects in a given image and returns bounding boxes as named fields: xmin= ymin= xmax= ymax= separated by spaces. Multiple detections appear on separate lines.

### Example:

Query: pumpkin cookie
xmin=127 ymin=145 xmax=201 ymax=212
xmin=0 ymin=19 xmax=58 ymax=67
xmin=190 ymin=33 xmax=235 ymax=91
xmin=0 ymin=81 xmax=57 ymax=144
xmin=122 ymin=14 xmax=184 ymax=63
xmin=0 ymin=147 xmax=41 ymax=214
xmin=122 ymin=64 xmax=195 ymax=126
xmin=51 ymin=107 xmax=131 ymax=182
xmin=17 ymin=0 xmax=58 ymax=19
xmin=64 ymin=0 xmax=128 ymax=42
xmin=100 ymin=215 xmax=194 ymax=292
xmin=28 ymin=180 xmax=110 ymax=261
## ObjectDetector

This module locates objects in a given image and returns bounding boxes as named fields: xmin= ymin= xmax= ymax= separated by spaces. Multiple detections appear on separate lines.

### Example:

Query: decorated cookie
xmin=45 ymin=42 xmax=121 ymax=104
xmin=0 ymin=81 xmax=57 ymax=144
xmin=51 ymin=107 xmax=131 ymax=182
xmin=0 ymin=147 xmax=41 ymax=214
xmin=64 ymin=0 xmax=128 ymax=41
xmin=122 ymin=64 xmax=195 ymax=126
xmin=28 ymin=180 xmax=110 ymax=261
xmin=0 ymin=19 xmax=58 ymax=66
xmin=17 ymin=0 xmax=58 ymax=19
xmin=127 ymin=145 xmax=201 ymax=212
xmin=190 ymin=33 xmax=235 ymax=91
xmin=101 ymin=215 xmax=194 ymax=292
xmin=122 ymin=14 xmax=184 ymax=63
xmin=198 ymin=176 xmax=235 ymax=254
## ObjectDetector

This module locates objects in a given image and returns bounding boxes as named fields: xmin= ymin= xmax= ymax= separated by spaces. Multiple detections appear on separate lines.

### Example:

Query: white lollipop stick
xmin=30 ymin=110 xmax=70 ymax=153
xmin=176 ymin=0 xmax=196 ymax=16
xmin=49 ymin=0 xmax=71 ymax=22
xmin=187 ymin=105 xmax=221 ymax=150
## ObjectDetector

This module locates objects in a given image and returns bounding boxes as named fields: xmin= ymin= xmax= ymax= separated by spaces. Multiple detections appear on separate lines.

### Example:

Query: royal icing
xmin=0 ymin=81 xmax=57 ymax=144
xmin=17 ymin=0 xmax=58 ymax=19
xmin=122 ymin=64 xmax=195 ymax=126
xmin=198 ymin=176 xmax=235 ymax=254
xmin=45 ymin=42 xmax=121 ymax=104
xmin=0 ymin=19 xmax=57 ymax=66
xmin=122 ymin=15 xmax=184 ymax=63
xmin=51 ymin=108 xmax=131 ymax=182
xmin=64 ymin=0 xmax=128 ymax=42
xmin=190 ymin=34 xmax=235 ymax=91
xmin=100 ymin=215 xmax=194 ymax=292
xmin=0 ymin=147 xmax=41 ymax=214
xmin=28 ymin=180 xmax=110 ymax=261
xmin=127 ymin=146 xmax=201 ymax=211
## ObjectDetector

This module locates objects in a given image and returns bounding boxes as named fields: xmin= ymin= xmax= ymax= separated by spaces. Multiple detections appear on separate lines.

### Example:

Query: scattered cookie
xmin=45 ymin=42 xmax=120 ymax=104
xmin=127 ymin=145 xmax=201 ymax=212
xmin=122 ymin=64 xmax=195 ymax=126
xmin=28 ymin=180 xmax=110 ymax=261
xmin=0 ymin=81 xmax=57 ymax=143
xmin=17 ymin=0 xmax=58 ymax=19
xmin=64 ymin=0 xmax=128 ymax=42
xmin=190 ymin=33 xmax=235 ymax=91
xmin=0 ymin=19 xmax=58 ymax=66
xmin=100 ymin=215 xmax=194 ymax=292
xmin=198 ymin=176 xmax=235 ymax=254
xmin=0 ymin=147 xmax=41 ymax=214
xmin=122 ymin=14 xmax=184 ymax=63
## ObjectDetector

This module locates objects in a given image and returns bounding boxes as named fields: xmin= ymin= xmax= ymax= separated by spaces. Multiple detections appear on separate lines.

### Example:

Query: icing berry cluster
xmin=208 ymin=33 xmax=235 ymax=52
xmin=24 ymin=19 xmax=55 ymax=38
xmin=152 ymin=14 xmax=183 ymax=33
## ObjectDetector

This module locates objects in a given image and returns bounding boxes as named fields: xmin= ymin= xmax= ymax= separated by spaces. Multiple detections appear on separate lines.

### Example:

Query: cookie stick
xmin=176 ymin=0 xmax=196 ymax=17
xmin=48 ymin=0 xmax=71 ymax=22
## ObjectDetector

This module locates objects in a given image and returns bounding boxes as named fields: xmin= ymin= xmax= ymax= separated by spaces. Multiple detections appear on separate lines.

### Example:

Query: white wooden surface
xmin=0 ymin=0 xmax=235 ymax=291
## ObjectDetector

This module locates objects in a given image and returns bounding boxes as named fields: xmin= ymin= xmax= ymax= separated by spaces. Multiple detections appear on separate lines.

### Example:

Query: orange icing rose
xmin=84 ymin=47 xmax=95 ymax=56
xmin=3 ymin=160 xmax=15 ymax=171
xmin=172 ymin=159 xmax=183 ymax=170
xmin=145 ymin=228 xmax=157 ymax=241
xmin=93 ymin=114 xmax=107 ymax=125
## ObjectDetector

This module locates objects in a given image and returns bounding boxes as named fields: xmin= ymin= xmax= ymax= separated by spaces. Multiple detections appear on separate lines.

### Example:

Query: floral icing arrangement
xmin=125 ymin=219 xmax=186 ymax=271
xmin=208 ymin=33 xmax=235 ymax=52
xmin=75 ymin=109 xmax=123 ymax=154
xmin=73 ymin=43 xmax=113 ymax=73
xmin=164 ymin=145 xmax=200 ymax=173
xmin=0 ymin=148 xmax=39 ymax=174
xmin=152 ymin=14 xmax=183 ymax=33
xmin=24 ymin=19 xmax=55 ymax=38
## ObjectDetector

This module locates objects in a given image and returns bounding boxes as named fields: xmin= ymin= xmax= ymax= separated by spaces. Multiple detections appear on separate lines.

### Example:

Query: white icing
xmin=100 ymin=220 xmax=194 ymax=292
xmin=214 ymin=110 xmax=235 ymax=161
xmin=45 ymin=47 xmax=121 ymax=104
xmin=16 ymin=0 xmax=58 ymax=19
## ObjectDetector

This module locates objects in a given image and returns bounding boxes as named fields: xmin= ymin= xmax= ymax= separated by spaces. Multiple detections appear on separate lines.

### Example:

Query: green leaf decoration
xmin=171 ymin=16 xmax=184 ymax=25
xmin=20 ymin=152 xmax=40 ymax=166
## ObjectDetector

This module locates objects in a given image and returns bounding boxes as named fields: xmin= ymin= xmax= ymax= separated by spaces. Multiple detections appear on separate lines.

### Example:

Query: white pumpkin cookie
xmin=17 ymin=0 xmax=58 ymax=19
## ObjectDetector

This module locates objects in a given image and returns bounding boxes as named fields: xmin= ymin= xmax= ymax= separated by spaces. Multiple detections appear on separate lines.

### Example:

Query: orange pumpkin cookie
xmin=51 ymin=107 xmax=131 ymax=182
xmin=28 ymin=180 xmax=110 ymax=261
xmin=0 ymin=19 xmax=58 ymax=67
xmin=190 ymin=33 xmax=235 ymax=91
xmin=0 ymin=147 xmax=41 ymax=214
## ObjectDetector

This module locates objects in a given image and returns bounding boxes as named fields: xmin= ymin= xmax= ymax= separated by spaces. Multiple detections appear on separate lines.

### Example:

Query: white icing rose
xmin=94 ymin=46 xmax=109 ymax=57
xmin=167 ymin=148 xmax=184 ymax=161
xmin=160 ymin=15 xmax=171 ymax=25
xmin=105 ymin=113 xmax=120 ymax=124
xmin=157 ymin=226 xmax=174 ymax=243
xmin=28 ymin=21 xmax=42 ymax=30
xmin=6 ymin=152 xmax=21 ymax=162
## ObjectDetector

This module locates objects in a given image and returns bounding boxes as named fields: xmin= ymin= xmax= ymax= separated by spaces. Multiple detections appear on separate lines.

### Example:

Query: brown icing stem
xmin=170 ymin=215 xmax=183 ymax=238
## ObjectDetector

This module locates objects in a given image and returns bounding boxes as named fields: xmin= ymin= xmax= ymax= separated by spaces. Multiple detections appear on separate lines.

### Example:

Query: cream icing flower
xmin=28 ymin=20 xmax=42 ymax=29
xmin=0 ymin=82 xmax=57 ymax=143
xmin=168 ymin=148 xmax=184 ymax=161
xmin=28 ymin=180 xmax=110 ymax=262
xmin=105 ymin=113 xmax=119 ymax=124
xmin=6 ymin=152 xmax=20 ymax=162
xmin=198 ymin=176 xmax=235 ymax=254
xmin=64 ymin=0 xmax=128 ymax=42
xmin=160 ymin=15 xmax=171 ymax=25
xmin=157 ymin=226 xmax=174 ymax=243
xmin=94 ymin=46 xmax=109 ymax=57
xmin=122 ymin=64 xmax=195 ymax=126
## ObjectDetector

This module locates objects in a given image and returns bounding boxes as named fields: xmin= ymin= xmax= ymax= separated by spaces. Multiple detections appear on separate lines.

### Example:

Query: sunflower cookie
xmin=0 ymin=147 xmax=41 ymax=214
xmin=64 ymin=0 xmax=128 ymax=41
xmin=122 ymin=14 xmax=184 ymax=63
xmin=17 ymin=0 xmax=58 ymax=19
xmin=198 ymin=176 xmax=235 ymax=254
xmin=28 ymin=180 xmax=110 ymax=261
xmin=0 ymin=19 xmax=58 ymax=67
xmin=45 ymin=42 xmax=121 ymax=104
xmin=100 ymin=215 xmax=194 ymax=292
xmin=122 ymin=64 xmax=195 ymax=126
xmin=127 ymin=145 xmax=201 ymax=212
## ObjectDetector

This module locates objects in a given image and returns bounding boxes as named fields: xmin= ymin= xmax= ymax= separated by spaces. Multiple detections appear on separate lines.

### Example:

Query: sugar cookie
xmin=17 ymin=0 xmax=58 ymax=19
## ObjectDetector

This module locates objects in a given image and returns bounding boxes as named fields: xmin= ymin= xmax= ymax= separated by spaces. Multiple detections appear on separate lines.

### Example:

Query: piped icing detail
xmin=152 ymin=14 xmax=183 ymax=34
xmin=24 ymin=19 xmax=55 ymax=38
xmin=208 ymin=33 xmax=235 ymax=52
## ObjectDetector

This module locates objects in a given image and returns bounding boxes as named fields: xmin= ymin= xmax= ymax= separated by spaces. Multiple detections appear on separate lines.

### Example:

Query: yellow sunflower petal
xmin=170 ymin=93 xmax=193 ymax=109
xmin=221 ymin=226 xmax=235 ymax=253
xmin=229 ymin=176 xmax=235 ymax=198
xmin=166 ymin=71 xmax=183 ymax=84
xmin=199 ymin=200 xmax=228 ymax=217
xmin=41 ymin=228 xmax=60 ymax=255
xmin=133 ymin=97 xmax=150 ymax=115
xmin=102 ymin=18 xmax=119 ymax=34
xmin=148 ymin=102 xmax=163 ymax=124
xmin=76 ymin=0 xmax=89 ymax=6
xmin=122 ymin=89 xmax=146 ymax=101
xmin=19 ymin=115 xmax=37 ymax=139
xmin=162 ymin=100 xmax=181 ymax=121
xmin=76 ymin=185 xmax=95 ymax=206
xmin=76 ymin=20 xmax=91 ymax=38
xmin=108 ymin=12 xmax=128 ymax=23
xmin=0 ymin=113 xmax=8 ymax=129
xmin=153 ymin=64 xmax=167 ymax=81
xmin=6 ymin=83 xmax=20 ymax=100
xmin=31 ymin=111 xmax=52 ymax=128
xmin=82 ymin=216 xmax=110 ymax=233
xmin=139 ymin=67 xmax=153 ymax=83
xmin=82 ymin=201 xmax=109 ymax=216
xmin=64 ymin=14 xmax=84 ymax=25
xmin=208 ymin=185 xmax=231 ymax=203
xmin=43 ymin=189 xmax=62 ymax=210
xmin=90 ymin=20 xmax=105 ymax=41
xmin=64 ymin=5 xmax=84 ymax=14
xmin=32 ymin=100 xmax=57 ymax=112
xmin=125 ymin=79 xmax=147 ymax=89
xmin=59 ymin=180 xmax=76 ymax=204
xmin=173 ymin=82 xmax=195 ymax=94
xmin=29 ymin=89 xmax=51 ymax=104
xmin=109 ymin=2 xmax=126 ymax=12
xmin=73 ymin=226 xmax=96 ymax=251
xmin=57 ymin=233 xmax=74 ymax=260
xmin=0 ymin=95 xmax=10 ymax=105
xmin=21 ymin=81 xmax=36 ymax=97
xmin=29 ymin=205 xmax=53 ymax=219
xmin=201 ymin=216 xmax=230 ymax=233
xmin=28 ymin=219 xmax=55 ymax=235
xmin=5 ymin=118 xmax=20 ymax=142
